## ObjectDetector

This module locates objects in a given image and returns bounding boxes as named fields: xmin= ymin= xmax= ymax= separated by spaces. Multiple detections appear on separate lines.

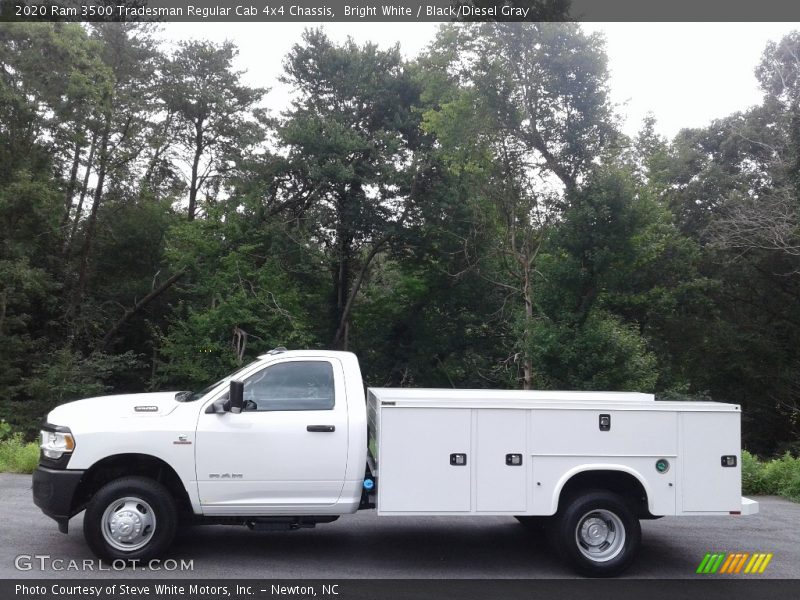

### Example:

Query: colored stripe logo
xmin=696 ymin=552 xmax=773 ymax=574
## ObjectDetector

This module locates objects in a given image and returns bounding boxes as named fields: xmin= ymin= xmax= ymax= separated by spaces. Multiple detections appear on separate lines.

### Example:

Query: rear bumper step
xmin=740 ymin=497 xmax=759 ymax=515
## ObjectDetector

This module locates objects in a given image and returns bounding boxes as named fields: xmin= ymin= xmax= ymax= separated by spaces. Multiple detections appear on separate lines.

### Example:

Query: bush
xmin=741 ymin=450 xmax=767 ymax=495
xmin=0 ymin=433 xmax=40 ymax=474
xmin=761 ymin=453 xmax=800 ymax=502
xmin=742 ymin=450 xmax=800 ymax=502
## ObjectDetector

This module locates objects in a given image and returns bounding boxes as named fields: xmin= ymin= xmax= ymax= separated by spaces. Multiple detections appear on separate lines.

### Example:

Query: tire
xmin=548 ymin=490 xmax=641 ymax=577
xmin=83 ymin=476 xmax=177 ymax=562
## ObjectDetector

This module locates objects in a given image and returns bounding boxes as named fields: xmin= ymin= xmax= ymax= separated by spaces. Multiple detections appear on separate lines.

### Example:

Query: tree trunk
xmin=0 ymin=291 xmax=6 ymax=336
xmin=100 ymin=269 xmax=186 ymax=351
xmin=142 ymin=111 xmax=174 ymax=191
xmin=332 ymin=245 xmax=350 ymax=349
xmin=332 ymin=236 xmax=390 ymax=349
xmin=60 ymin=138 xmax=83 ymax=232
xmin=187 ymin=120 xmax=204 ymax=221
xmin=522 ymin=264 xmax=534 ymax=390
xmin=331 ymin=191 xmax=351 ymax=349
xmin=64 ymin=129 xmax=98 ymax=258
xmin=67 ymin=116 xmax=111 ymax=319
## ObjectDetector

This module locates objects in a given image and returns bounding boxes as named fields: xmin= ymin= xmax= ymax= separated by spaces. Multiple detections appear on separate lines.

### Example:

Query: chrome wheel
xmin=574 ymin=508 xmax=626 ymax=562
xmin=100 ymin=496 xmax=157 ymax=552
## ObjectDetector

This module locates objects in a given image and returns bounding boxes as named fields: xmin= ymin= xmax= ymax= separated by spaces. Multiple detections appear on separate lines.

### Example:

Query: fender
xmin=77 ymin=451 xmax=200 ymax=515
xmin=550 ymin=463 xmax=654 ymax=515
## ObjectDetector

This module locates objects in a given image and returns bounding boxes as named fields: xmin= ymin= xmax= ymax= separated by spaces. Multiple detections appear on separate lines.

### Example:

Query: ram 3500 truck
xmin=33 ymin=348 xmax=758 ymax=576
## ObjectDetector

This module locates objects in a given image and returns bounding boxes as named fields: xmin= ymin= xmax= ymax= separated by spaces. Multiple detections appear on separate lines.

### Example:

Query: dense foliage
xmin=742 ymin=450 xmax=800 ymax=501
xmin=0 ymin=23 xmax=798 ymax=456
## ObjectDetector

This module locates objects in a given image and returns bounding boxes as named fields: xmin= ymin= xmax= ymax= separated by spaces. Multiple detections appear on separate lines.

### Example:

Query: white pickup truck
xmin=33 ymin=348 xmax=758 ymax=576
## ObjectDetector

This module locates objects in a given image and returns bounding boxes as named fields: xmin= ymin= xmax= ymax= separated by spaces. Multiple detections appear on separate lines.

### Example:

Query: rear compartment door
xmin=681 ymin=411 xmax=742 ymax=512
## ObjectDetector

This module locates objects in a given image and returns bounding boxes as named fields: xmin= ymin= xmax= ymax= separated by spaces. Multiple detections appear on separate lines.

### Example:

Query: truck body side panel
xmin=370 ymin=388 xmax=742 ymax=517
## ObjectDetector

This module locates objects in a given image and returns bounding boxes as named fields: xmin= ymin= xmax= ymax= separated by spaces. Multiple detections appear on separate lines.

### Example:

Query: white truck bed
xmin=367 ymin=388 xmax=753 ymax=517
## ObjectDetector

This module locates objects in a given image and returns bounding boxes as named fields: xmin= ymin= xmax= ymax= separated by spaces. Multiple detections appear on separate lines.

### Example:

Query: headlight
xmin=40 ymin=429 xmax=75 ymax=459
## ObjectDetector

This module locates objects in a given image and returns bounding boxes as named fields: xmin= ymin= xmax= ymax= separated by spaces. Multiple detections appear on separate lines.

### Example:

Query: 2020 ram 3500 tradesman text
xmin=33 ymin=348 xmax=758 ymax=576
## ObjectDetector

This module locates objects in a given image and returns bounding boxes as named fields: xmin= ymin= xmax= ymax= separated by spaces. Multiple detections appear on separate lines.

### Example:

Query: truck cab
xmin=192 ymin=350 xmax=367 ymax=515
xmin=34 ymin=351 xmax=367 ymax=558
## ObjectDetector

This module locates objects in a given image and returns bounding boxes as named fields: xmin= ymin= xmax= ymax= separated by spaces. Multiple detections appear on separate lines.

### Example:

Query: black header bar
xmin=4 ymin=0 xmax=800 ymax=22
xmin=4 ymin=579 xmax=800 ymax=600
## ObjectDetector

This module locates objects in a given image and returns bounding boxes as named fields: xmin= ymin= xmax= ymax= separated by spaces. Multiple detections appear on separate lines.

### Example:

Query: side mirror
xmin=229 ymin=381 xmax=244 ymax=414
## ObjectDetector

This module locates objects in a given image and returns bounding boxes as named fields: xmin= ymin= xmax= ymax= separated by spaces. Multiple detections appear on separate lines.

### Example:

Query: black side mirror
xmin=229 ymin=381 xmax=244 ymax=414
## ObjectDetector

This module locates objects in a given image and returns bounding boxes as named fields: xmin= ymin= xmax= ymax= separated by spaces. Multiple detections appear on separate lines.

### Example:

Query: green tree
xmin=646 ymin=32 xmax=800 ymax=452
xmin=420 ymin=22 xmax=618 ymax=388
xmin=156 ymin=204 xmax=317 ymax=389
xmin=161 ymin=40 xmax=266 ymax=221
xmin=0 ymin=24 xmax=147 ymax=432
xmin=530 ymin=166 xmax=703 ymax=392
xmin=66 ymin=23 xmax=161 ymax=327
xmin=277 ymin=29 xmax=423 ymax=349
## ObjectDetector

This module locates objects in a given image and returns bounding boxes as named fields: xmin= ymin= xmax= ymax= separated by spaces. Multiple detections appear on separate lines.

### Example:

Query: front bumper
xmin=32 ymin=466 xmax=85 ymax=533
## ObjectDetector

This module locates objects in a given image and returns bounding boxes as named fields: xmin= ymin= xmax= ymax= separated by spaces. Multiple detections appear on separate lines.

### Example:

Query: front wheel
xmin=548 ymin=490 xmax=641 ymax=577
xmin=83 ymin=476 xmax=177 ymax=562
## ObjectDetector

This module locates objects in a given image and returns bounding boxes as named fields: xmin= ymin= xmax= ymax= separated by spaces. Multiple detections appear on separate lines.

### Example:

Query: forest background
xmin=1 ymin=22 xmax=799 ymax=465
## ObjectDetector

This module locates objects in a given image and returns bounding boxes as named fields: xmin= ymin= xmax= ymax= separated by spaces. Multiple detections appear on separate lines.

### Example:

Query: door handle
xmin=450 ymin=453 xmax=467 ymax=466
xmin=307 ymin=425 xmax=335 ymax=432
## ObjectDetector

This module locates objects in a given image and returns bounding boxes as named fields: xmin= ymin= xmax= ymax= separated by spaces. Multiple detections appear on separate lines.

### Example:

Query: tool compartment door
xmin=681 ymin=411 xmax=742 ymax=512
xmin=378 ymin=408 xmax=471 ymax=512
xmin=476 ymin=409 xmax=527 ymax=512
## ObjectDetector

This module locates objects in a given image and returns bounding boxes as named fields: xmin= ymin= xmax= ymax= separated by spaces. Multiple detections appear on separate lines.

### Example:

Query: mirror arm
xmin=204 ymin=400 xmax=228 ymax=414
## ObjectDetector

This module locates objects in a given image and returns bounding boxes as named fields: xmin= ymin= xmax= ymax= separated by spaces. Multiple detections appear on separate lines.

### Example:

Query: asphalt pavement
xmin=2 ymin=473 xmax=797 ymax=579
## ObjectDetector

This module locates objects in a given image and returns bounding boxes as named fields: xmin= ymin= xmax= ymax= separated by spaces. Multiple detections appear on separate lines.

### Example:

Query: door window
xmin=243 ymin=361 xmax=335 ymax=411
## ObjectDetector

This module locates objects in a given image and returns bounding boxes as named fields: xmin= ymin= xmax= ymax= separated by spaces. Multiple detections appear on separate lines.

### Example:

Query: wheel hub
xmin=101 ymin=497 xmax=157 ymax=552
xmin=574 ymin=508 xmax=626 ymax=563
xmin=581 ymin=517 xmax=610 ymax=546
xmin=110 ymin=510 xmax=142 ymax=541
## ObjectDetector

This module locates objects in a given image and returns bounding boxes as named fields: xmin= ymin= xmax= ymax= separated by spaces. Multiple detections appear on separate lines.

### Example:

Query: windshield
xmin=175 ymin=359 xmax=261 ymax=402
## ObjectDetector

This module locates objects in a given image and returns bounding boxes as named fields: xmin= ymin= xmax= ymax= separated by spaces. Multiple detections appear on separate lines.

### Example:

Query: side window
xmin=243 ymin=361 xmax=335 ymax=411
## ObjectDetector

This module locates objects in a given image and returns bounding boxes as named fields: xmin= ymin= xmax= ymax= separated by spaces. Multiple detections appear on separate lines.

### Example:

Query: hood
xmin=47 ymin=391 xmax=183 ymax=429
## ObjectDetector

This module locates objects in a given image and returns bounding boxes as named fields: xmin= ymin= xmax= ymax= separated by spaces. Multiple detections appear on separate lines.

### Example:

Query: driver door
xmin=195 ymin=357 xmax=349 ymax=515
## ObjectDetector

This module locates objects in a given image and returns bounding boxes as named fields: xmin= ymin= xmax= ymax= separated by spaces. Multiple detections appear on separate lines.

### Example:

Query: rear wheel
xmin=83 ymin=476 xmax=177 ymax=562
xmin=548 ymin=490 xmax=640 ymax=577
